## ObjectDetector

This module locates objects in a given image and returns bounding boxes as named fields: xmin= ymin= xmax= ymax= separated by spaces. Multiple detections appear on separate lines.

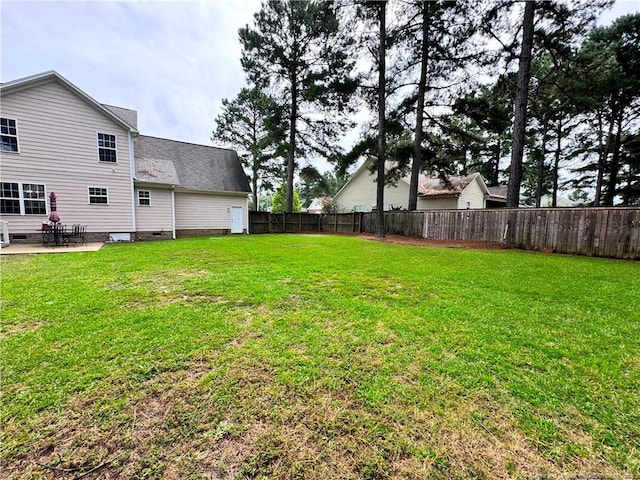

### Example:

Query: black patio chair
xmin=68 ymin=224 xmax=87 ymax=245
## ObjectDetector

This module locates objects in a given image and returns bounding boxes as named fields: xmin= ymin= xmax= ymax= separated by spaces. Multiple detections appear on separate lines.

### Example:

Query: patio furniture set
xmin=41 ymin=223 xmax=87 ymax=247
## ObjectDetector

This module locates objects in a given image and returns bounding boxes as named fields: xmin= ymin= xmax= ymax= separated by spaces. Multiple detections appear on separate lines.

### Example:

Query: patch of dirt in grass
xmin=1 ymin=320 xmax=45 ymax=337
xmin=418 ymin=395 xmax=625 ymax=480
xmin=115 ymin=269 xmax=237 ymax=309
xmin=3 ymin=356 xmax=632 ymax=480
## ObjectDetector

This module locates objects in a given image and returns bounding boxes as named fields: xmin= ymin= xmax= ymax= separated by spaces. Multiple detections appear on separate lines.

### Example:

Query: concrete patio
xmin=0 ymin=242 xmax=104 ymax=255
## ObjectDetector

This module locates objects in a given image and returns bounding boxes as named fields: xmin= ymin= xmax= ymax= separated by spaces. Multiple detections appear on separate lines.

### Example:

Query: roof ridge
xmin=139 ymin=134 xmax=236 ymax=152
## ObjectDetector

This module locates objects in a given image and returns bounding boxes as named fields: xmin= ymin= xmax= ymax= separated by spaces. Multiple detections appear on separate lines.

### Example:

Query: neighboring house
xmin=0 ymin=71 xmax=250 ymax=244
xmin=305 ymin=196 xmax=328 ymax=214
xmin=332 ymin=158 xmax=506 ymax=212
xmin=487 ymin=185 xmax=509 ymax=209
xmin=539 ymin=194 xmax=577 ymax=207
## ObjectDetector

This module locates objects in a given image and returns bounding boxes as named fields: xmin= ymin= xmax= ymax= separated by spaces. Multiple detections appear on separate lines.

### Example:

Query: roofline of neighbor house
xmin=0 ymin=70 xmax=139 ymax=134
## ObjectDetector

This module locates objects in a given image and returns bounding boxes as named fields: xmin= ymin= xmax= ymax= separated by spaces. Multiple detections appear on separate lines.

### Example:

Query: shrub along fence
xmin=249 ymin=207 xmax=640 ymax=259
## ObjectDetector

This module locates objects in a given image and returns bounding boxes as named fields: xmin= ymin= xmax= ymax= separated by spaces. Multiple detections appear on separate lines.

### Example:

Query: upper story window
xmin=138 ymin=190 xmax=150 ymax=206
xmin=97 ymin=133 xmax=117 ymax=162
xmin=1 ymin=118 xmax=19 ymax=152
xmin=0 ymin=182 xmax=46 ymax=215
xmin=88 ymin=186 xmax=109 ymax=204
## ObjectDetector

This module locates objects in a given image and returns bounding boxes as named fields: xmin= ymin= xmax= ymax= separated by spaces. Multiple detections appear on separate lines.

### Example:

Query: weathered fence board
xmin=418 ymin=207 xmax=638 ymax=259
xmin=249 ymin=208 xmax=639 ymax=259
xmin=249 ymin=212 xmax=320 ymax=233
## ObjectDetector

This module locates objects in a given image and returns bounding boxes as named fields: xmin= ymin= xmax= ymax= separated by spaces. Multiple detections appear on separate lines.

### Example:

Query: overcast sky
xmin=1 ymin=0 xmax=638 ymax=170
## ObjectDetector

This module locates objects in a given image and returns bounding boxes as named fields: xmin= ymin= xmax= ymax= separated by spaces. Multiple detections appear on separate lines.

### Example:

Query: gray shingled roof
xmin=134 ymin=135 xmax=251 ymax=193
xmin=135 ymin=156 xmax=180 ymax=185
xmin=102 ymin=104 xmax=138 ymax=129
xmin=487 ymin=186 xmax=508 ymax=200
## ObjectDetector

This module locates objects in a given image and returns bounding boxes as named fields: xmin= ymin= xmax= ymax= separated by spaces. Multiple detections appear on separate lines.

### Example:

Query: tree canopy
xmin=215 ymin=1 xmax=637 ymax=210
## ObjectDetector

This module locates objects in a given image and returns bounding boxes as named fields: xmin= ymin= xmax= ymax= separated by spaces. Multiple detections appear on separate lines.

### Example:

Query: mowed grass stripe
xmin=1 ymin=234 xmax=638 ymax=478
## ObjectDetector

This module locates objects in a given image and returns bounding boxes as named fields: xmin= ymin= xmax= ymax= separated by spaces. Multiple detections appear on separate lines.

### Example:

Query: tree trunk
xmin=535 ymin=115 xmax=548 ymax=208
xmin=286 ymin=89 xmax=296 ymax=213
xmin=552 ymin=118 xmax=562 ymax=208
xmin=492 ymin=137 xmax=501 ymax=186
xmin=594 ymin=111 xmax=605 ymax=206
xmin=506 ymin=0 xmax=535 ymax=208
xmin=375 ymin=1 xmax=387 ymax=237
xmin=252 ymin=172 xmax=259 ymax=211
xmin=409 ymin=2 xmax=430 ymax=211
xmin=596 ymin=98 xmax=618 ymax=206
xmin=286 ymin=8 xmax=298 ymax=214
xmin=604 ymin=109 xmax=623 ymax=206
xmin=251 ymin=122 xmax=259 ymax=211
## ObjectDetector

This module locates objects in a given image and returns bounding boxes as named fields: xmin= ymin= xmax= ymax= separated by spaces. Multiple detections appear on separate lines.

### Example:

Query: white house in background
xmin=332 ymin=158 xmax=506 ymax=212
xmin=305 ymin=196 xmax=328 ymax=214
xmin=0 ymin=71 xmax=251 ymax=244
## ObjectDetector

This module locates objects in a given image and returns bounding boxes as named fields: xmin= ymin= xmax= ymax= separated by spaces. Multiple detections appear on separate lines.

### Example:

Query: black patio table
xmin=41 ymin=224 xmax=69 ymax=247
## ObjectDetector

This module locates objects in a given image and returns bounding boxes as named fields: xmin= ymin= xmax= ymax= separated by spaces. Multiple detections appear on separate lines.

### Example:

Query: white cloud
xmin=1 ymin=0 xmax=261 ymax=146
xmin=2 ymin=0 xmax=636 ymax=170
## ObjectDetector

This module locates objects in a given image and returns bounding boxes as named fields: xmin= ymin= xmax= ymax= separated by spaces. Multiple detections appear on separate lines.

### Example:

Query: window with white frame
xmin=1 ymin=118 xmax=19 ymax=152
xmin=88 ymin=186 xmax=108 ymax=204
xmin=0 ymin=182 xmax=46 ymax=215
xmin=353 ymin=204 xmax=364 ymax=212
xmin=97 ymin=133 xmax=117 ymax=162
xmin=138 ymin=190 xmax=150 ymax=206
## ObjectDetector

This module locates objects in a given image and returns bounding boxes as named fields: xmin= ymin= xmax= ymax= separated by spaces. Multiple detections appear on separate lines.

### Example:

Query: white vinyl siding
xmin=175 ymin=192 xmax=247 ymax=231
xmin=417 ymin=196 xmax=458 ymax=210
xmin=458 ymin=177 xmax=486 ymax=209
xmin=0 ymin=81 xmax=133 ymax=233
xmin=334 ymin=161 xmax=410 ymax=213
xmin=135 ymin=187 xmax=173 ymax=231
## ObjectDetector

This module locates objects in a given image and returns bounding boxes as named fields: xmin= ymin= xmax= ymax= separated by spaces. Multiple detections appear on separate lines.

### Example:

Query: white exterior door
xmin=231 ymin=206 xmax=243 ymax=233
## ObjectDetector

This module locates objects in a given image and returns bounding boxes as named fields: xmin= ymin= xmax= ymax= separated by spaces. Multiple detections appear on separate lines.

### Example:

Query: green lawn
xmin=1 ymin=234 xmax=638 ymax=479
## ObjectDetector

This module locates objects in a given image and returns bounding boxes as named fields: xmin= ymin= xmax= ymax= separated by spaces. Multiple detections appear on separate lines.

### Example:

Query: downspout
xmin=128 ymin=131 xmax=136 ymax=233
xmin=171 ymin=186 xmax=176 ymax=239
xmin=246 ymin=194 xmax=250 ymax=234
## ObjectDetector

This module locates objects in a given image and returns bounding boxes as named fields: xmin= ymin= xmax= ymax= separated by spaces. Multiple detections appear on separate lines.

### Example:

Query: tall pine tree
xmin=239 ymin=1 xmax=357 ymax=213
xmin=212 ymin=87 xmax=286 ymax=210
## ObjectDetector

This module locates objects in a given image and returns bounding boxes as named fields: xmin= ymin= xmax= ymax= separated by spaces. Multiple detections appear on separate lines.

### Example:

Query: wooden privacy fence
xmin=361 ymin=211 xmax=424 ymax=238
xmin=390 ymin=208 xmax=639 ymax=259
xmin=249 ymin=212 xmax=364 ymax=234
xmin=249 ymin=208 xmax=640 ymax=259
xmin=249 ymin=212 xmax=321 ymax=233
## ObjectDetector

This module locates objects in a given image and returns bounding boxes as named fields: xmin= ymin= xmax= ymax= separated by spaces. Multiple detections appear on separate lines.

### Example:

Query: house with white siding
xmin=0 ymin=71 xmax=250 ymax=244
xmin=332 ymin=158 xmax=506 ymax=212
